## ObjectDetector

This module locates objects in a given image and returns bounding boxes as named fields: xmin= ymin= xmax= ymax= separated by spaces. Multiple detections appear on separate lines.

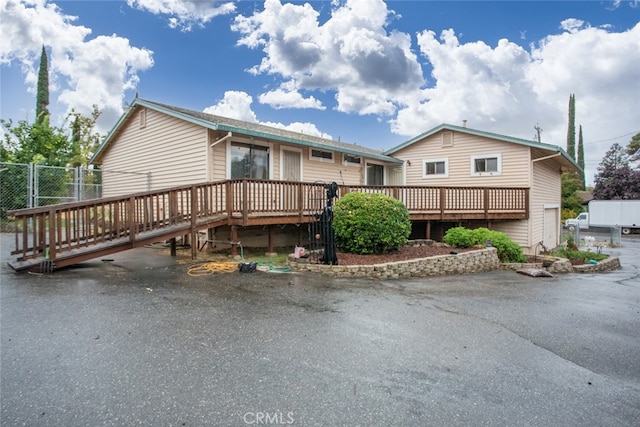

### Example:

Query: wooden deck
xmin=6 ymin=179 xmax=529 ymax=272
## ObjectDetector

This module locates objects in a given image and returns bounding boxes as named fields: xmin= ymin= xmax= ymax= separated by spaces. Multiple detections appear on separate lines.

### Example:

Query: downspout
xmin=211 ymin=131 xmax=232 ymax=147
xmin=532 ymin=152 xmax=561 ymax=163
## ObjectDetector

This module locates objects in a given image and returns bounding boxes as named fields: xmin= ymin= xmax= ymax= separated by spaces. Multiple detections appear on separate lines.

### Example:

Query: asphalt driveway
xmin=1 ymin=234 xmax=639 ymax=426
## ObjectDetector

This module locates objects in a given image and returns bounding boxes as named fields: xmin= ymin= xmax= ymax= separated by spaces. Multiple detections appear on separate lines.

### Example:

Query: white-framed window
xmin=470 ymin=153 xmax=501 ymax=176
xmin=230 ymin=142 xmax=270 ymax=179
xmin=343 ymin=153 xmax=361 ymax=166
xmin=423 ymin=158 xmax=448 ymax=179
xmin=309 ymin=148 xmax=334 ymax=163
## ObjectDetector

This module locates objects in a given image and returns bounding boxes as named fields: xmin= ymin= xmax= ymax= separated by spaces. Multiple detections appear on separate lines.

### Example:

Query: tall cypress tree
xmin=566 ymin=94 xmax=576 ymax=160
xmin=35 ymin=45 xmax=49 ymax=125
xmin=577 ymin=125 xmax=585 ymax=189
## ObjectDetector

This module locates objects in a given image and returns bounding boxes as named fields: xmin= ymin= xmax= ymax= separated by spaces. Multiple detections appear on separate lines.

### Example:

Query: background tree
xmin=561 ymin=93 xmax=583 ymax=217
xmin=36 ymin=45 xmax=50 ymax=125
xmin=577 ymin=125 xmax=585 ymax=189
xmin=67 ymin=105 xmax=103 ymax=167
xmin=561 ymin=173 xmax=585 ymax=221
xmin=0 ymin=118 xmax=73 ymax=166
xmin=592 ymin=142 xmax=640 ymax=200
xmin=626 ymin=132 xmax=640 ymax=164
xmin=566 ymin=94 xmax=576 ymax=160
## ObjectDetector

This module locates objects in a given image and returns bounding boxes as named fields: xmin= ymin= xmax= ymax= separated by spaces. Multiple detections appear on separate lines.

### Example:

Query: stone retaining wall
xmin=288 ymin=246 xmax=621 ymax=278
xmin=288 ymin=247 xmax=500 ymax=279
xmin=498 ymin=256 xmax=619 ymax=274
xmin=571 ymin=256 xmax=621 ymax=273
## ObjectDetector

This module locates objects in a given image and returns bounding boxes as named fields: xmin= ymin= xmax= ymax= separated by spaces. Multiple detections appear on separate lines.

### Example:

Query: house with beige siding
xmin=90 ymin=98 xmax=579 ymax=255
xmin=384 ymin=124 xmax=580 ymax=253
xmin=91 ymin=98 xmax=403 ymax=197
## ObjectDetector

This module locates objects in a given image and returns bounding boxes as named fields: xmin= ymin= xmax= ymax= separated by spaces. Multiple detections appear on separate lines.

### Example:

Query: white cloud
xmin=126 ymin=0 xmax=236 ymax=32
xmin=0 ymin=0 xmax=154 ymax=130
xmin=390 ymin=21 xmax=640 ymax=186
xmin=393 ymin=30 xmax=537 ymax=137
xmin=232 ymin=0 xmax=424 ymax=116
xmin=204 ymin=90 xmax=331 ymax=139
xmin=528 ymin=21 xmax=640 ymax=182
xmin=560 ymin=18 xmax=586 ymax=33
xmin=203 ymin=90 xmax=258 ymax=123
xmin=261 ymin=120 xmax=333 ymax=139
xmin=258 ymin=81 xmax=325 ymax=110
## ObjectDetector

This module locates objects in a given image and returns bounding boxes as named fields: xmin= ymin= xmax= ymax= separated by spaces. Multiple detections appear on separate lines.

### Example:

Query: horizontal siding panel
xmin=493 ymin=221 xmax=529 ymax=249
xmin=210 ymin=136 xmax=227 ymax=181
xmin=101 ymin=108 xmax=208 ymax=196
xmin=531 ymin=160 xmax=561 ymax=248
xmin=300 ymin=147 xmax=365 ymax=185
xmin=396 ymin=131 xmax=531 ymax=187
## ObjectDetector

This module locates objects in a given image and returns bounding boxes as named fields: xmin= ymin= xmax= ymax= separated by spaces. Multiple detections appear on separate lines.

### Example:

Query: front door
xmin=366 ymin=163 xmax=384 ymax=185
xmin=282 ymin=149 xmax=302 ymax=211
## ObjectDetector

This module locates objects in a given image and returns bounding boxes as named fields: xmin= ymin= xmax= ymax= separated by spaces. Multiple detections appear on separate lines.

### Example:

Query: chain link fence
xmin=0 ymin=162 xmax=150 ymax=232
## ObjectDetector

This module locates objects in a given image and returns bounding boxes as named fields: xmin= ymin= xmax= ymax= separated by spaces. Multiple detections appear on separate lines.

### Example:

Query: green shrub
xmin=550 ymin=249 xmax=608 ymax=263
xmin=443 ymin=226 xmax=527 ymax=263
xmin=442 ymin=227 xmax=475 ymax=247
xmin=333 ymin=192 xmax=411 ymax=254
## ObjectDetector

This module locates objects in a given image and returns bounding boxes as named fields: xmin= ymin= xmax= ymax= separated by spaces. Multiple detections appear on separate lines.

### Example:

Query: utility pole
xmin=534 ymin=123 xmax=543 ymax=143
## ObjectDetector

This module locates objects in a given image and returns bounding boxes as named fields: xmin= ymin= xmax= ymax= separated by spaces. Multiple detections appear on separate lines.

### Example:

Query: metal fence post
xmin=74 ymin=166 xmax=80 ymax=202
xmin=27 ymin=163 xmax=34 ymax=209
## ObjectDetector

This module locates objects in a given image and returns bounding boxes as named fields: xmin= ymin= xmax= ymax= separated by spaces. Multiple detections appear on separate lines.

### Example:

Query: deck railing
xmin=341 ymin=185 xmax=528 ymax=216
xmin=7 ymin=179 xmax=528 ymax=269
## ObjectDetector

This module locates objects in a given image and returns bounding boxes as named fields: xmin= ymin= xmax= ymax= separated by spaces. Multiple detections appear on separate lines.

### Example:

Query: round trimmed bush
xmin=334 ymin=192 xmax=411 ymax=254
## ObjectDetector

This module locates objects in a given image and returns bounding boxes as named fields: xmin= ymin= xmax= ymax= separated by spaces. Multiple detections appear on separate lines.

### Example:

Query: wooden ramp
xmin=7 ymin=216 xmax=226 ymax=273
xmin=6 ymin=179 xmax=529 ymax=272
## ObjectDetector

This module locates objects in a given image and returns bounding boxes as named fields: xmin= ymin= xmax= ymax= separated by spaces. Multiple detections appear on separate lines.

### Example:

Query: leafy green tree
xmin=334 ymin=192 xmax=411 ymax=254
xmin=593 ymin=143 xmax=640 ymax=199
xmin=36 ymin=45 xmax=50 ymax=125
xmin=2 ymin=106 xmax=103 ymax=167
xmin=561 ymin=173 xmax=585 ymax=220
xmin=66 ymin=105 xmax=102 ymax=167
xmin=566 ymin=94 xmax=576 ymax=160
xmin=0 ymin=118 xmax=72 ymax=166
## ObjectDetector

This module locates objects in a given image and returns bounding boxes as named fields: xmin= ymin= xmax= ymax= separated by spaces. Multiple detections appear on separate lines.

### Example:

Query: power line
xmin=586 ymin=130 xmax=639 ymax=145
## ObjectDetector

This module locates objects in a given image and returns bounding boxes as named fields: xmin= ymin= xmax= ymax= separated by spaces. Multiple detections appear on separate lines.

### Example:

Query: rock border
xmin=288 ymin=247 xmax=501 ymax=279
xmin=287 ymin=242 xmax=621 ymax=278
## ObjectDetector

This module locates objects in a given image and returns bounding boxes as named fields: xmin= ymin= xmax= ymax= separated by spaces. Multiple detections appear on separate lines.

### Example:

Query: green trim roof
xmin=91 ymin=98 xmax=401 ymax=164
xmin=384 ymin=123 xmax=581 ymax=172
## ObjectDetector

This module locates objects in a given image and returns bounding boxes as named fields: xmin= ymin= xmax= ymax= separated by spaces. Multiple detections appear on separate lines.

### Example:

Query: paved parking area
xmin=1 ymin=234 xmax=639 ymax=426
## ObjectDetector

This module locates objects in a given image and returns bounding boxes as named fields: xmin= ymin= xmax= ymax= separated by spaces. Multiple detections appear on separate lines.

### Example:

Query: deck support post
xmin=191 ymin=185 xmax=198 ymax=260
xmin=170 ymin=238 xmax=176 ymax=257
xmin=208 ymin=228 xmax=215 ymax=250
xmin=230 ymin=225 xmax=238 ymax=257
xmin=426 ymin=220 xmax=432 ymax=240
xmin=128 ymin=196 xmax=136 ymax=247
xmin=298 ymin=225 xmax=304 ymax=246
xmin=268 ymin=225 xmax=274 ymax=254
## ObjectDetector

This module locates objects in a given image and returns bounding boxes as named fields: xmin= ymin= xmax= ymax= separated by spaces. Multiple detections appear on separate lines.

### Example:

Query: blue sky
xmin=1 ymin=0 xmax=639 ymax=185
